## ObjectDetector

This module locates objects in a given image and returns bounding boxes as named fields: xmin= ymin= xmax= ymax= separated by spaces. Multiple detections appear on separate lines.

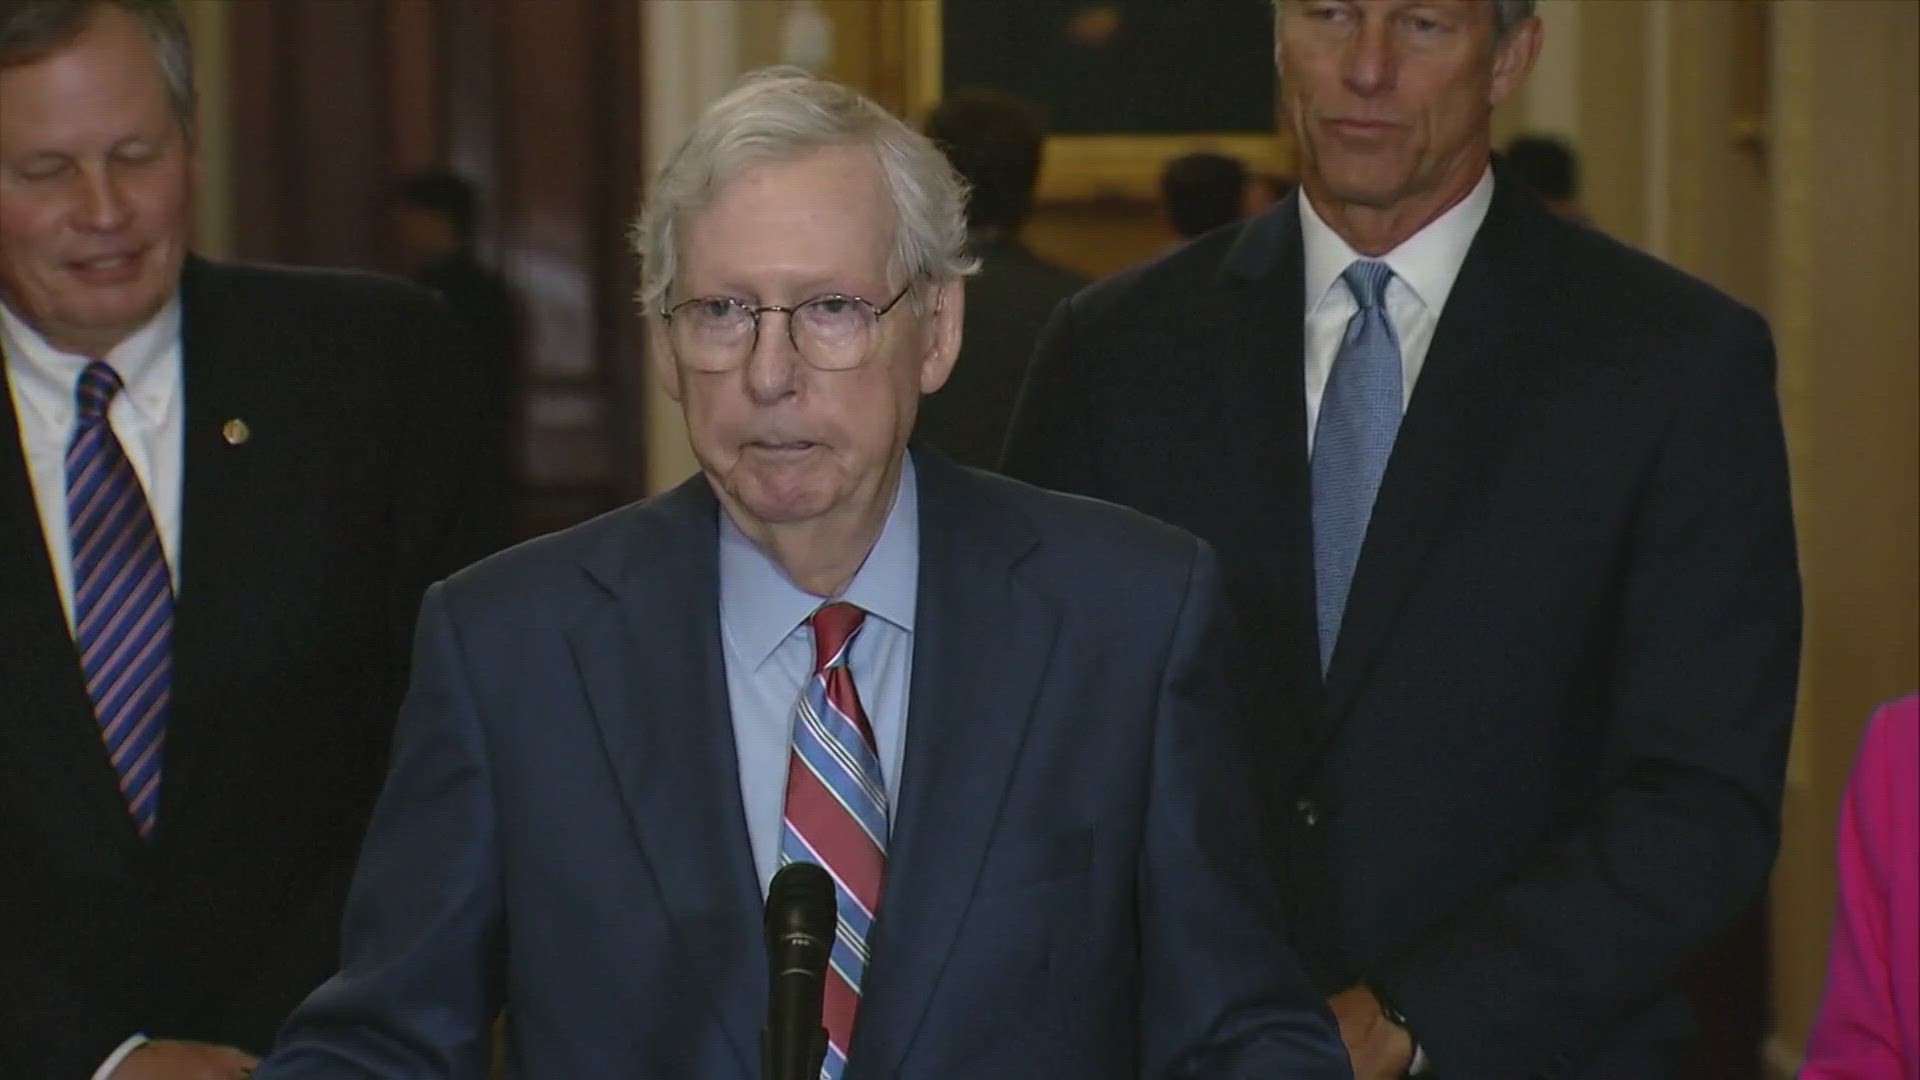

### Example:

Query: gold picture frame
xmin=901 ymin=2 xmax=1293 ymax=204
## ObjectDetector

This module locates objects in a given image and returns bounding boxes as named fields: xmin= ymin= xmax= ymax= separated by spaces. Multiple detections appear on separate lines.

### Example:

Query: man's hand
xmin=1328 ymin=985 xmax=1415 ymax=1080
xmin=112 ymin=1041 xmax=260 ymax=1080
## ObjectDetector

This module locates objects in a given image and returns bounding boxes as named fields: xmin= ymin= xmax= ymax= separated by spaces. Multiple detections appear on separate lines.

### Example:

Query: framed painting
xmin=903 ymin=0 xmax=1292 ymax=202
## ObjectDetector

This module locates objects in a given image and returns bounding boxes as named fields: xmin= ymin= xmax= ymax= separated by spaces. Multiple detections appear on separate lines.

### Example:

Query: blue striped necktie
xmin=1312 ymin=259 xmax=1404 ymax=671
xmin=65 ymin=361 xmax=173 ymax=839
xmin=779 ymin=602 xmax=887 ymax=1080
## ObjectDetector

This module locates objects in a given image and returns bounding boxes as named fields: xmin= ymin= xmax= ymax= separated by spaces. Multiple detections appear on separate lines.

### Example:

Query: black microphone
xmin=763 ymin=861 xmax=835 ymax=1080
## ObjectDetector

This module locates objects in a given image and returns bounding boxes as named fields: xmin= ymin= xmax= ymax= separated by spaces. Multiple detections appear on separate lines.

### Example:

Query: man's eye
xmin=692 ymin=299 xmax=742 ymax=321
xmin=807 ymin=297 xmax=859 ymax=318
xmin=15 ymin=160 xmax=71 ymax=182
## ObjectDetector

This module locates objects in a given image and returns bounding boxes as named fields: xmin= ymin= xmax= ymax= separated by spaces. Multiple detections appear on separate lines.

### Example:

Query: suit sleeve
xmin=256 ymin=584 xmax=505 ymax=1079
xmin=1371 ymin=310 xmax=1802 ymax=1077
xmin=1000 ymin=298 xmax=1102 ymax=493
xmin=386 ymin=293 xmax=508 ymax=663
xmin=1137 ymin=542 xmax=1351 ymax=1080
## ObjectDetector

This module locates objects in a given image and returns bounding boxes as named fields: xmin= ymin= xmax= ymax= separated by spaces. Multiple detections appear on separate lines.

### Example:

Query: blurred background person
xmin=390 ymin=166 xmax=520 ymax=417
xmin=917 ymin=87 xmax=1085 ymax=470
xmin=390 ymin=166 xmax=520 ymax=538
xmin=1503 ymin=133 xmax=1588 ymax=225
xmin=1801 ymin=692 xmax=1919 ymax=1080
xmin=1159 ymin=149 xmax=1253 ymax=241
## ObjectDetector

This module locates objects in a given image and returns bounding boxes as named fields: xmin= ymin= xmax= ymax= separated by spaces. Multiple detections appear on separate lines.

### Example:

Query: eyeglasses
xmin=660 ymin=282 xmax=916 ymax=372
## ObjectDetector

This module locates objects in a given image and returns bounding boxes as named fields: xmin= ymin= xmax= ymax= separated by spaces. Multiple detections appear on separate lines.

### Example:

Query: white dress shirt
xmin=1 ymin=298 xmax=185 ymax=633
xmin=1299 ymin=168 xmax=1494 ymax=451
xmin=1 ymin=300 xmax=184 ymax=1078
xmin=1298 ymin=170 xmax=1494 ymax=1077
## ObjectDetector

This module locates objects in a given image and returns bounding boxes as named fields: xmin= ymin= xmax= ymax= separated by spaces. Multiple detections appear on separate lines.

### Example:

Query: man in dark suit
xmin=1004 ymin=2 xmax=1802 ymax=1078
xmin=258 ymin=70 xmax=1348 ymax=1080
xmin=0 ymin=3 xmax=495 ymax=1077
xmin=916 ymin=89 xmax=1085 ymax=470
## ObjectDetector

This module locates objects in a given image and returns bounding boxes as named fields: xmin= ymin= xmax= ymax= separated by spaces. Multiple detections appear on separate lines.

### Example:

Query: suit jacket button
xmin=1295 ymin=798 xmax=1321 ymax=827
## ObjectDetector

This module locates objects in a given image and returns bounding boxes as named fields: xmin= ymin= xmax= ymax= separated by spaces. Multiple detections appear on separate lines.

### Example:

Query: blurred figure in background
xmin=391 ymin=167 xmax=519 ymax=411
xmin=391 ymin=166 xmax=519 ymax=535
xmin=918 ymin=88 xmax=1084 ymax=470
xmin=1802 ymin=693 xmax=1919 ymax=1080
xmin=0 ymin=2 xmax=496 ymax=1076
xmin=1503 ymin=133 xmax=1588 ymax=225
xmin=1159 ymin=150 xmax=1254 ymax=240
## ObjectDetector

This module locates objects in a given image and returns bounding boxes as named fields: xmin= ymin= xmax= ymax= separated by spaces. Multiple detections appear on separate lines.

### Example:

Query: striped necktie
xmin=778 ymin=602 xmax=887 ymax=1080
xmin=65 ymin=361 xmax=173 ymax=839
xmin=1312 ymin=259 xmax=1404 ymax=671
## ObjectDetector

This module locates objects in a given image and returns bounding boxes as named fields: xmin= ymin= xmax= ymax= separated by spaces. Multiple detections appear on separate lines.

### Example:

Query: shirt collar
xmin=719 ymin=451 xmax=920 ymax=669
xmin=1300 ymin=166 xmax=1494 ymax=316
xmin=0 ymin=296 xmax=182 ymax=429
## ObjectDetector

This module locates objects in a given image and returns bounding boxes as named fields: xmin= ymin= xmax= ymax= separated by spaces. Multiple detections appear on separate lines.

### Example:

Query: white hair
xmin=633 ymin=67 xmax=978 ymax=317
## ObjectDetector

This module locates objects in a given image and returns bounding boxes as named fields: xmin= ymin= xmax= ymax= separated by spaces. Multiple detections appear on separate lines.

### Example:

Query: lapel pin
xmin=221 ymin=418 xmax=251 ymax=446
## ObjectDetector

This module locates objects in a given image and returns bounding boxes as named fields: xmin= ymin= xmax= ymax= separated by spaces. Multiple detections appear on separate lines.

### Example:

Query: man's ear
xmin=918 ymin=280 xmax=964 ymax=396
xmin=1488 ymin=16 xmax=1543 ymax=108
xmin=647 ymin=318 xmax=684 ymax=403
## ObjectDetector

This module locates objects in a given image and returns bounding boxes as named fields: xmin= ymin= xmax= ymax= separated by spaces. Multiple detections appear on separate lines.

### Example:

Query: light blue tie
xmin=1312 ymin=260 xmax=1403 ymax=671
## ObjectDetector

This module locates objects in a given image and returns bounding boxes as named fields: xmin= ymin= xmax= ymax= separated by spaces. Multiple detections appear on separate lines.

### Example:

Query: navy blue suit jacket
xmin=259 ymin=450 xmax=1349 ymax=1079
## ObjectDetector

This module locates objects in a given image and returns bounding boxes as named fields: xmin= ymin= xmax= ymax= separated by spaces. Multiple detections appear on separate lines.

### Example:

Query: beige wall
xmin=1517 ymin=2 xmax=1919 ymax=1072
xmin=1766 ymin=1 xmax=1920 ymax=1070
xmin=181 ymin=0 xmax=232 ymax=257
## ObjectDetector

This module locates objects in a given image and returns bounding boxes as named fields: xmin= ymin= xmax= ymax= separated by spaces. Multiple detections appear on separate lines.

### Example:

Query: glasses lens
xmin=792 ymin=296 xmax=878 ymax=370
xmin=669 ymin=298 xmax=754 ymax=371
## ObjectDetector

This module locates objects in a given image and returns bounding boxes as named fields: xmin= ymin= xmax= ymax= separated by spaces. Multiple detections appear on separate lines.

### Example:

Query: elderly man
xmin=0 ymin=2 xmax=495 ymax=1078
xmin=1005 ymin=2 xmax=1801 ymax=1078
xmin=258 ymin=70 xmax=1348 ymax=1080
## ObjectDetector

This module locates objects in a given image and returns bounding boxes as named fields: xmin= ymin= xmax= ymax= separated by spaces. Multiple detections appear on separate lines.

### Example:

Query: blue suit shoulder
xmin=945 ymin=461 xmax=1215 ymax=593
xmin=431 ymin=496 xmax=659 ymax=625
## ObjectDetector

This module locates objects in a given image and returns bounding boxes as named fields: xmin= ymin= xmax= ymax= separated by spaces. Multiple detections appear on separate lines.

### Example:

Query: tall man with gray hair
xmin=0 ymin=2 xmax=495 ymax=1077
xmin=258 ymin=69 xmax=1348 ymax=1080
xmin=1007 ymin=2 xmax=1801 ymax=1077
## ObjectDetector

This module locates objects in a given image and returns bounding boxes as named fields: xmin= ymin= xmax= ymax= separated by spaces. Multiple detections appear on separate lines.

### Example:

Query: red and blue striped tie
xmin=779 ymin=602 xmax=887 ymax=1080
xmin=65 ymin=361 xmax=172 ymax=840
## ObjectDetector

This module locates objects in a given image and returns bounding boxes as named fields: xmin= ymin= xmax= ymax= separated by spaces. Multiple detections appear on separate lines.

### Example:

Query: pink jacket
xmin=1803 ymin=693 xmax=1920 ymax=1079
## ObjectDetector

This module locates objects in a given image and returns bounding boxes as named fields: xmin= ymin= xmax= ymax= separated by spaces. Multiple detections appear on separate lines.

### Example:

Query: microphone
xmin=763 ymin=861 xmax=836 ymax=1080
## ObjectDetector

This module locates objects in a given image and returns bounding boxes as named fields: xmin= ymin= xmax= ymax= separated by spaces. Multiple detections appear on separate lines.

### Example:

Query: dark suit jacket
xmin=914 ymin=235 xmax=1085 ymax=470
xmin=257 ymin=450 xmax=1351 ymax=1079
xmin=1002 ymin=177 xmax=1802 ymax=1079
xmin=0 ymin=257 xmax=497 ymax=1077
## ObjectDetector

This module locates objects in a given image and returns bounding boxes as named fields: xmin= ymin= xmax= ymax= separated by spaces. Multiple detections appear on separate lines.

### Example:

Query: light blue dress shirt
xmin=719 ymin=454 xmax=918 ymax=895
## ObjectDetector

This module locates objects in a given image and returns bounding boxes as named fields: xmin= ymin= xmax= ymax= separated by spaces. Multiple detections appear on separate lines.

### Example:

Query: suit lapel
xmin=0 ymin=370 xmax=147 ymax=858
xmin=853 ymin=451 xmax=1055 ymax=1077
xmin=159 ymin=257 xmax=274 ymax=847
xmin=1321 ymin=183 xmax=1548 ymax=724
xmin=1218 ymin=200 xmax=1331 ymax=745
xmin=568 ymin=478 xmax=764 ymax=1074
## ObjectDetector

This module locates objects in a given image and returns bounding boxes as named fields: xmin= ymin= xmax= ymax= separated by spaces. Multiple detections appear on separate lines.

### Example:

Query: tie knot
xmin=810 ymin=602 xmax=866 ymax=672
xmin=74 ymin=362 xmax=124 ymax=420
xmin=1341 ymin=259 xmax=1394 ymax=313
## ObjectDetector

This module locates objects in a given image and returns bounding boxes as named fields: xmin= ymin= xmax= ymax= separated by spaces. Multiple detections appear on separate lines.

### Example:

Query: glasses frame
xmin=659 ymin=281 xmax=917 ymax=372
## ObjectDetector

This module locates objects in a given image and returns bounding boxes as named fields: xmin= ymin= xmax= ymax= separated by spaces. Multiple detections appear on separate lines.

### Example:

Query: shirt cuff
xmin=93 ymin=1034 xmax=150 ymax=1080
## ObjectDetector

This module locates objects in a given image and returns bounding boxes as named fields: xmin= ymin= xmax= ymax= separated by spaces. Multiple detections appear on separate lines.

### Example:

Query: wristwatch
xmin=1377 ymin=998 xmax=1431 ymax=1076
